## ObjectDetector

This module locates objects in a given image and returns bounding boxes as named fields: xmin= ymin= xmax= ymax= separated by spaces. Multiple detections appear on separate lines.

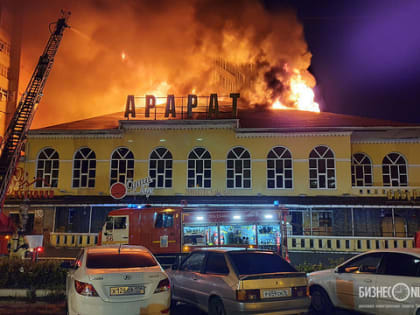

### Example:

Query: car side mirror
xmin=358 ymin=264 xmax=373 ymax=273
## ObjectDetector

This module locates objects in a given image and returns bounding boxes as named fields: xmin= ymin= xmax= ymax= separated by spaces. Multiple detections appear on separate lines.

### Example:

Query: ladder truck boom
xmin=0 ymin=12 xmax=70 ymax=213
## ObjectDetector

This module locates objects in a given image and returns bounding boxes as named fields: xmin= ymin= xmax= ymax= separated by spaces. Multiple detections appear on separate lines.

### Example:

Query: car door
xmin=194 ymin=252 xmax=231 ymax=308
xmin=375 ymin=252 xmax=420 ymax=315
xmin=335 ymin=252 xmax=383 ymax=313
xmin=171 ymin=251 xmax=207 ymax=305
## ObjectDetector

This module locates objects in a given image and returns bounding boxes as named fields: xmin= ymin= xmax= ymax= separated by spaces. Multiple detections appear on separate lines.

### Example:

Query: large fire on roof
xmin=19 ymin=0 xmax=320 ymax=128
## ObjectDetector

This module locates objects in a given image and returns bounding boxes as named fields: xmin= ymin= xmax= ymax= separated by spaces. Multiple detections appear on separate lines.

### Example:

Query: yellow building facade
xmin=4 ymin=107 xmax=420 ymax=256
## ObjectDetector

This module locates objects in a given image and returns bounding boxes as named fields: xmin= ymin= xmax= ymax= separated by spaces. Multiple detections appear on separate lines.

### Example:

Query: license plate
xmin=262 ymin=288 xmax=291 ymax=299
xmin=110 ymin=286 xmax=145 ymax=296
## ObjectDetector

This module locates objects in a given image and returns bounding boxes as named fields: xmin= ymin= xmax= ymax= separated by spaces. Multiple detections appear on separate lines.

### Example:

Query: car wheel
xmin=416 ymin=309 xmax=420 ymax=315
xmin=311 ymin=287 xmax=334 ymax=314
xmin=209 ymin=297 xmax=226 ymax=315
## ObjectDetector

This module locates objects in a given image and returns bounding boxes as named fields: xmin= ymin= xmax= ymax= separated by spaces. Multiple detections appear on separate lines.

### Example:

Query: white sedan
xmin=64 ymin=245 xmax=170 ymax=315
xmin=308 ymin=248 xmax=420 ymax=315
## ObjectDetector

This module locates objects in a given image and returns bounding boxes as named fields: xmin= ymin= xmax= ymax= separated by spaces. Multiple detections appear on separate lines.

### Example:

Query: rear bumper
xmin=224 ymin=296 xmax=311 ymax=315
xmin=69 ymin=291 xmax=170 ymax=315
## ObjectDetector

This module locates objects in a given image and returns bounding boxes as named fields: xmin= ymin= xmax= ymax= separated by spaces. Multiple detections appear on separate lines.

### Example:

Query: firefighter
xmin=8 ymin=228 xmax=29 ymax=259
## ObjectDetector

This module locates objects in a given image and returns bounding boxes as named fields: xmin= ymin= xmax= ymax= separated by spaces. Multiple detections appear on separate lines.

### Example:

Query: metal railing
xmin=50 ymin=232 xmax=98 ymax=248
xmin=287 ymin=235 xmax=414 ymax=253
xmin=49 ymin=232 xmax=415 ymax=253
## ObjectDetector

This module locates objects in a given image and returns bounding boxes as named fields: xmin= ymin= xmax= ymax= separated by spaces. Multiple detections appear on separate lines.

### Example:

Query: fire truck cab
xmin=99 ymin=206 xmax=182 ymax=255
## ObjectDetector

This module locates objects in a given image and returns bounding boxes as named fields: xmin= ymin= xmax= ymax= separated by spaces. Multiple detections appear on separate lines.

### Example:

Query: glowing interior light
xmin=160 ymin=139 xmax=166 ymax=142
xmin=264 ymin=214 xmax=273 ymax=219
xmin=197 ymin=216 xmax=204 ymax=220
xmin=233 ymin=215 xmax=241 ymax=219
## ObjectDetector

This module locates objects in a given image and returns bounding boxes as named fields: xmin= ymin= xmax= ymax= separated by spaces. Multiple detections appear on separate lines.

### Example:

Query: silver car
xmin=169 ymin=248 xmax=310 ymax=315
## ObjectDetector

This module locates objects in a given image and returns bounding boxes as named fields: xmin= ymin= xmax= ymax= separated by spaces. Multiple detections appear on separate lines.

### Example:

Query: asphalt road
xmin=0 ymin=300 xmax=360 ymax=315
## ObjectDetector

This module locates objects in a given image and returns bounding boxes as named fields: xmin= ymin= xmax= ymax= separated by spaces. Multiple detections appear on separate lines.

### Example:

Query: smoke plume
xmin=13 ymin=0 xmax=314 ymax=128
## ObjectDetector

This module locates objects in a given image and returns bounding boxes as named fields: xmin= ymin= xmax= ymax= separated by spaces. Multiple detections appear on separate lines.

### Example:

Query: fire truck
xmin=0 ymin=12 xmax=70 ymax=256
xmin=99 ymin=205 xmax=292 ymax=264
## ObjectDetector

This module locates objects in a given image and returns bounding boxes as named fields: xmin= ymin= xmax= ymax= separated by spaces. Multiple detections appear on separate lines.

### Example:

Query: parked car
xmin=169 ymin=247 xmax=310 ymax=315
xmin=63 ymin=245 xmax=170 ymax=315
xmin=308 ymin=248 xmax=420 ymax=315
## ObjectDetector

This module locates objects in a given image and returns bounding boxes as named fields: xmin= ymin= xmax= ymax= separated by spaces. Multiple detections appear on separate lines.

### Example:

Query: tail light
xmin=154 ymin=278 xmax=170 ymax=293
xmin=75 ymin=280 xmax=98 ymax=296
xmin=36 ymin=246 xmax=44 ymax=253
xmin=292 ymin=286 xmax=308 ymax=297
xmin=236 ymin=289 xmax=260 ymax=301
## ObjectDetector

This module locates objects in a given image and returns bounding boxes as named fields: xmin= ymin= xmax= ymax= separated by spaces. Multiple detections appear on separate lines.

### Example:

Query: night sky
xmin=266 ymin=0 xmax=420 ymax=123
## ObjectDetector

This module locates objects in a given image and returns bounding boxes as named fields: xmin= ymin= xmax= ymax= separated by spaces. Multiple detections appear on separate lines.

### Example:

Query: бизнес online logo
xmin=359 ymin=283 xmax=420 ymax=302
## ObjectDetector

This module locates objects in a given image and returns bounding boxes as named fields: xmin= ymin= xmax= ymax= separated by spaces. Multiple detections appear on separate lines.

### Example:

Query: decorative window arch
xmin=226 ymin=146 xmax=251 ymax=189
xmin=149 ymin=147 xmax=173 ymax=188
xmin=35 ymin=148 xmax=59 ymax=188
xmin=382 ymin=153 xmax=408 ymax=187
xmin=309 ymin=145 xmax=335 ymax=189
xmin=72 ymin=147 xmax=96 ymax=188
xmin=187 ymin=147 xmax=211 ymax=188
xmin=110 ymin=147 xmax=134 ymax=186
xmin=267 ymin=146 xmax=293 ymax=189
xmin=351 ymin=153 xmax=373 ymax=187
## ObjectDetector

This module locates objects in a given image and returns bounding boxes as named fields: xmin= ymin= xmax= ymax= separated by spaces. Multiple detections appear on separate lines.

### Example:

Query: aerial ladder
xmin=0 ymin=12 xmax=70 ymax=253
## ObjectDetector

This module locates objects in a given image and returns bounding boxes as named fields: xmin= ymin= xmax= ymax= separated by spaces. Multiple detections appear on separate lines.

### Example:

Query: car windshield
xmin=86 ymin=251 xmax=158 ymax=269
xmin=228 ymin=251 xmax=296 ymax=275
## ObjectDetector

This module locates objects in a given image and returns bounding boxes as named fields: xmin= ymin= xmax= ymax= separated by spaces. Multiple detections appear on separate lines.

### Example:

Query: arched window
xmin=187 ymin=148 xmax=211 ymax=188
xmin=351 ymin=153 xmax=372 ymax=187
xmin=35 ymin=148 xmax=59 ymax=188
xmin=267 ymin=146 xmax=293 ymax=189
xmin=309 ymin=145 xmax=335 ymax=189
xmin=382 ymin=153 xmax=408 ymax=186
xmin=73 ymin=147 xmax=96 ymax=188
xmin=227 ymin=147 xmax=251 ymax=188
xmin=110 ymin=147 xmax=134 ymax=186
xmin=149 ymin=147 xmax=173 ymax=188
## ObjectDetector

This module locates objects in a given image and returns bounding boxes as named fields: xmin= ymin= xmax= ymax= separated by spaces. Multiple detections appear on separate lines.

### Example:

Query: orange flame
xmin=272 ymin=70 xmax=320 ymax=113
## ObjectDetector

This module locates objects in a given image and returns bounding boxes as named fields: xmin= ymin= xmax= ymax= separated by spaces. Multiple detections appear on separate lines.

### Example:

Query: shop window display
xmin=257 ymin=224 xmax=280 ymax=245
xmin=183 ymin=226 xmax=218 ymax=246
xmin=220 ymin=225 xmax=256 ymax=245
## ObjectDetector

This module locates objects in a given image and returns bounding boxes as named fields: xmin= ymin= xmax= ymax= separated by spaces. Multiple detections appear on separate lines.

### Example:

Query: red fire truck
xmin=98 ymin=205 xmax=290 ymax=263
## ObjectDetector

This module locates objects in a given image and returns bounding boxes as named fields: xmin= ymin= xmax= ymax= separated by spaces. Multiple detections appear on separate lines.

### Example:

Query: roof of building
xmin=32 ymin=108 xmax=418 ymax=133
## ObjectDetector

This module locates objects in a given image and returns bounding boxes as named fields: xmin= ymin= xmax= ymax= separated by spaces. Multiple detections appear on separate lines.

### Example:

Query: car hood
xmin=308 ymin=268 xmax=335 ymax=279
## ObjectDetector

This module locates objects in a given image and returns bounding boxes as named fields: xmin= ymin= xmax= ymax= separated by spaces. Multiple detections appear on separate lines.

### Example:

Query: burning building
xmin=3 ymin=101 xmax=420 ymax=263
xmin=2 ymin=1 xmax=420 ymax=262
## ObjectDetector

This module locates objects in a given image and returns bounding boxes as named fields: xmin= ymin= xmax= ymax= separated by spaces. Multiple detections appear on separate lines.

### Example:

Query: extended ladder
xmin=0 ymin=12 xmax=70 ymax=210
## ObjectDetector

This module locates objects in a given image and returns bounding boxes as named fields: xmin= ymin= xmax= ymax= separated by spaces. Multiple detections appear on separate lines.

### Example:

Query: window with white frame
xmin=267 ymin=146 xmax=293 ymax=189
xmin=352 ymin=153 xmax=373 ymax=187
xmin=309 ymin=145 xmax=335 ymax=189
xmin=187 ymin=147 xmax=211 ymax=188
xmin=35 ymin=148 xmax=59 ymax=188
xmin=110 ymin=147 xmax=134 ymax=186
xmin=149 ymin=147 xmax=173 ymax=188
xmin=226 ymin=147 xmax=251 ymax=188
xmin=73 ymin=147 xmax=96 ymax=188
xmin=382 ymin=153 xmax=408 ymax=187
